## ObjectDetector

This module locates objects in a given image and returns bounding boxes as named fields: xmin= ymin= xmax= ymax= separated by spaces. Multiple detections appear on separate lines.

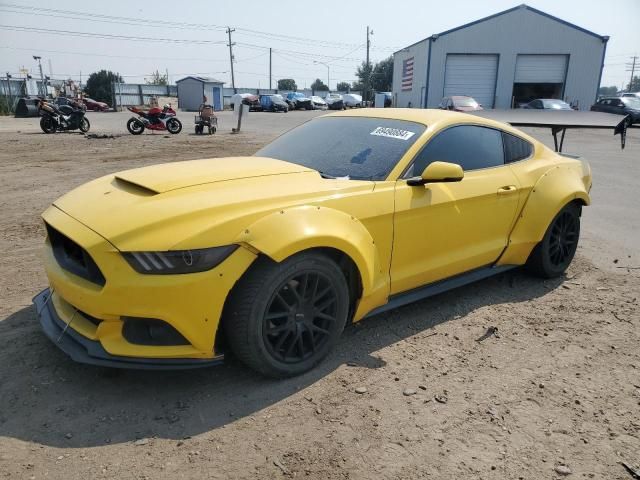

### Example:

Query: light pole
xmin=33 ymin=55 xmax=45 ymax=96
xmin=314 ymin=60 xmax=330 ymax=91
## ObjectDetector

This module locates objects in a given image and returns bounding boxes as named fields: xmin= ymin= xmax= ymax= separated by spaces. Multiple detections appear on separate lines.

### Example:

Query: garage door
xmin=514 ymin=54 xmax=568 ymax=83
xmin=444 ymin=54 xmax=498 ymax=108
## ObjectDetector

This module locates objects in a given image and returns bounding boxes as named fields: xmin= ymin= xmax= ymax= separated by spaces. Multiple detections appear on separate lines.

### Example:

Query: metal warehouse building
xmin=392 ymin=4 xmax=608 ymax=110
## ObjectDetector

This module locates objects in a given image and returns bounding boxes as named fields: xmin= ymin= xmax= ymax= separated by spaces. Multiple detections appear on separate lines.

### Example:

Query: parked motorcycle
xmin=38 ymin=98 xmax=90 ymax=134
xmin=126 ymin=104 xmax=182 ymax=135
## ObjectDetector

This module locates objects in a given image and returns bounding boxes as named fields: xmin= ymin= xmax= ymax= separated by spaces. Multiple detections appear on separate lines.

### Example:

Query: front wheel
xmin=224 ymin=253 xmax=349 ymax=377
xmin=166 ymin=117 xmax=182 ymax=134
xmin=79 ymin=117 xmax=90 ymax=133
xmin=127 ymin=118 xmax=145 ymax=135
xmin=40 ymin=116 xmax=56 ymax=134
xmin=526 ymin=203 xmax=581 ymax=278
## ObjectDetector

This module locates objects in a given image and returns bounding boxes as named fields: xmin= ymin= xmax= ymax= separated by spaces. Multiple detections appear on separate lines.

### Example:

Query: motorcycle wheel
xmin=79 ymin=117 xmax=90 ymax=133
xmin=40 ymin=116 xmax=56 ymax=134
xmin=127 ymin=118 xmax=145 ymax=135
xmin=167 ymin=118 xmax=182 ymax=134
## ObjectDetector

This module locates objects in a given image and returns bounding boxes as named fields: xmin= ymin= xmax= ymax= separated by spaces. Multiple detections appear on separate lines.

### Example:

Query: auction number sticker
xmin=370 ymin=126 xmax=416 ymax=140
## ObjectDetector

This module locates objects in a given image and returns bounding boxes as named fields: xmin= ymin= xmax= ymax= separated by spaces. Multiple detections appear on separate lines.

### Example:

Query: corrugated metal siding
xmin=422 ymin=5 xmax=605 ymax=110
xmin=443 ymin=54 xmax=498 ymax=107
xmin=514 ymin=54 xmax=568 ymax=83
xmin=392 ymin=39 xmax=429 ymax=108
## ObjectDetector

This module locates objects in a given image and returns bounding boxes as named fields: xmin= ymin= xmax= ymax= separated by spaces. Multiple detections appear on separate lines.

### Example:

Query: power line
xmin=0 ymin=24 xmax=226 ymax=44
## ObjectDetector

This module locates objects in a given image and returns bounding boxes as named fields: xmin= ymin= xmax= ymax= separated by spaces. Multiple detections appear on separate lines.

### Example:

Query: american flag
xmin=401 ymin=57 xmax=414 ymax=91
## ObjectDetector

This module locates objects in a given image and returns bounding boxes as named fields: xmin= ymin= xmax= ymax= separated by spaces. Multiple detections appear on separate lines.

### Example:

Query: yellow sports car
xmin=34 ymin=109 xmax=592 ymax=377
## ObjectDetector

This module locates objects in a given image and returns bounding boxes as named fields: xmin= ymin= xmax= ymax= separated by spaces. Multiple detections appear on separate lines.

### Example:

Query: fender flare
xmin=499 ymin=165 xmax=590 ymax=265
xmin=235 ymin=205 xmax=384 ymax=297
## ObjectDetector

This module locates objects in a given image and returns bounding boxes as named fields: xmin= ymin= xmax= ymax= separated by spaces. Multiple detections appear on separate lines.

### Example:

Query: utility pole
xmin=626 ymin=56 xmax=638 ymax=92
xmin=226 ymin=27 xmax=236 ymax=91
xmin=269 ymin=48 xmax=272 ymax=90
xmin=365 ymin=26 xmax=373 ymax=105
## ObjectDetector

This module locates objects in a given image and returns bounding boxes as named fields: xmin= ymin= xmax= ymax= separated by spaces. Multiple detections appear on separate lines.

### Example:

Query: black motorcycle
xmin=38 ymin=99 xmax=90 ymax=134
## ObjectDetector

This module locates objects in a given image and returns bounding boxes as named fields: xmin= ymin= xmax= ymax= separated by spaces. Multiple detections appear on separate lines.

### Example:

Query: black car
xmin=522 ymin=99 xmax=573 ymax=110
xmin=590 ymin=97 xmax=640 ymax=125
xmin=259 ymin=94 xmax=289 ymax=112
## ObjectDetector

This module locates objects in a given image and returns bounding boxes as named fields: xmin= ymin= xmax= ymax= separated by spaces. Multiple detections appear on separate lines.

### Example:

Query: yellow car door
xmin=390 ymin=125 xmax=520 ymax=295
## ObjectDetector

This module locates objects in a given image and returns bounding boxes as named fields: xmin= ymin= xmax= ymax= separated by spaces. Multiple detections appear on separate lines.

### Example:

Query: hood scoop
xmin=111 ymin=157 xmax=312 ymax=194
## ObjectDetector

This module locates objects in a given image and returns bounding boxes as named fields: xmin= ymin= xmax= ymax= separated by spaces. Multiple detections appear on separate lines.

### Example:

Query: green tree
xmin=336 ymin=81 xmax=350 ymax=92
xmin=598 ymin=86 xmax=618 ymax=96
xmin=371 ymin=56 xmax=393 ymax=92
xmin=310 ymin=78 xmax=328 ymax=91
xmin=277 ymin=78 xmax=297 ymax=91
xmin=146 ymin=70 xmax=168 ymax=85
xmin=627 ymin=76 xmax=640 ymax=92
xmin=84 ymin=70 xmax=123 ymax=104
xmin=355 ymin=61 xmax=373 ymax=100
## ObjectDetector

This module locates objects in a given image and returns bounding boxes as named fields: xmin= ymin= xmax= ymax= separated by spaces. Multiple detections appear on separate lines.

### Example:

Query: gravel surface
xmin=0 ymin=110 xmax=638 ymax=479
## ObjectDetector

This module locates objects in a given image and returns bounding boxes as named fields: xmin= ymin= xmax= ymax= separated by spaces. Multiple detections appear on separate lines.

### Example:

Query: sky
xmin=0 ymin=0 xmax=638 ymax=90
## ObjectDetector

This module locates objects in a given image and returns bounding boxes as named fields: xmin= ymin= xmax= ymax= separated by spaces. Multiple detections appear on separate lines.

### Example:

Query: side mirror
xmin=407 ymin=161 xmax=464 ymax=186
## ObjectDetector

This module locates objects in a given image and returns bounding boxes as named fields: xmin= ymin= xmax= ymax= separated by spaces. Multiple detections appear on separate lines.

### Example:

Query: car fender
xmin=236 ymin=205 xmax=385 ymax=299
xmin=498 ymin=164 xmax=591 ymax=266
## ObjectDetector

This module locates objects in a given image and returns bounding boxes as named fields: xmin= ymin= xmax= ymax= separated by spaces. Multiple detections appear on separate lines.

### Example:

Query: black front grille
xmin=46 ymin=223 xmax=106 ymax=286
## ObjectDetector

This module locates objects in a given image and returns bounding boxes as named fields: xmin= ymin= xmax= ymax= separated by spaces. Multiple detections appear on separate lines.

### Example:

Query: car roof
xmin=323 ymin=108 xmax=536 ymax=140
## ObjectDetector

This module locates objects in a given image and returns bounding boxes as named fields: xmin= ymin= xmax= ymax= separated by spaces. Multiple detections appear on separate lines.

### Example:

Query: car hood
xmin=51 ymin=156 xmax=373 ymax=251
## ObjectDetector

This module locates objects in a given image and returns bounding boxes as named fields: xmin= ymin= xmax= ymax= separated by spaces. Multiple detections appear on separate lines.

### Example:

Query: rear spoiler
xmin=469 ymin=110 xmax=634 ymax=152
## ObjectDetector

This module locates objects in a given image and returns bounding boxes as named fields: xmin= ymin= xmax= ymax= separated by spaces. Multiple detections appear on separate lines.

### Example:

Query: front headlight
xmin=123 ymin=245 xmax=238 ymax=275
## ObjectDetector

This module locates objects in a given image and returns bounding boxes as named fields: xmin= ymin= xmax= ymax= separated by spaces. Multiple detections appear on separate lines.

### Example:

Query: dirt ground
xmin=0 ymin=111 xmax=638 ymax=479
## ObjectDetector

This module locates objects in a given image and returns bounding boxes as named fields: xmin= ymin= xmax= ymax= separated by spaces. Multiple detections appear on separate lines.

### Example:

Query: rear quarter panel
xmin=498 ymin=144 xmax=591 ymax=266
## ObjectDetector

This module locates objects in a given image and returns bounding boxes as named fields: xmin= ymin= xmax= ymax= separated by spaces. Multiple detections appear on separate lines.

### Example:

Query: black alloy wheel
xmin=527 ymin=202 xmax=581 ymax=278
xmin=224 ymin=252 xmax=349 ymax=377
xmin=263 ymin=271 xmax=340 ymax=364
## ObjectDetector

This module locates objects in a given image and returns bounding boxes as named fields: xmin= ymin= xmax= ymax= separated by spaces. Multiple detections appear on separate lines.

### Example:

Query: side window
xmin=406 ymin=125 xmax=504 ymax=177
xmin=502 ymin=132 xmax=533 ymax=163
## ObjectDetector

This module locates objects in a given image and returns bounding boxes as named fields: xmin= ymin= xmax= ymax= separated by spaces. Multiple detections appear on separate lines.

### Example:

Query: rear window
xmin=255 ymin=117 xmax=425 ymax=180
xmin=502 ymin=132 xmax=533 ymax=163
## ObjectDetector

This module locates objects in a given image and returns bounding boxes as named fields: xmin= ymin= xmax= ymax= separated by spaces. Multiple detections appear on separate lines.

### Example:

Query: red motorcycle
xmin=126 ymin=104 xmax=182 ymax=135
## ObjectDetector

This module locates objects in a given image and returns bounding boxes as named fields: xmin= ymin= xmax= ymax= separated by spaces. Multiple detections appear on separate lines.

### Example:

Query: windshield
xmin=453 ymin=97 xmax=478 ymax=107
xmin=255 ymin=117 xmax=425 ymax=180
xmin=542 ymin=99 xmax=571 ymax=109
xmin=623 ymin=97 xmax=640 ymax=109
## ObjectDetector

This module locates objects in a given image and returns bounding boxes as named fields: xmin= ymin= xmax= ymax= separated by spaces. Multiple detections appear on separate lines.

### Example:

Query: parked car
xmin=522 ymin=99 xmax=573 ymax=110
xmin=259 ymin=94 xmax=289 ymax=112
xmin=230 ymin=93 xmax=261 ymax=111
xmin=35 ymin=108 xmax=593 ymax=377
xmin=82 ymin=97 xmax=109 ymax=111
xmin=310 ymin=96 xmax=328 ymax=110
xmin=285 ymin=92 xmax=313 ymax=110
xmin=590 ymin=96 xmax=640 ymax=125
xmin=621 ymin=92 xmax=640 ymax=99
xmin=325 ymin=93 xmax=345 ymax=110
xmin=438 ymin=95 xmax=483 ymax=112
xmin=342 ymin=93 xmax=363 ymax=108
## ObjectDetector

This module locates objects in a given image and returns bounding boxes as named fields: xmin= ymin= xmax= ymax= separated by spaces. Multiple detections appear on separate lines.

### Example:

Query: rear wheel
xmin=127 ymin=118 xmax=144 ymax=135
xmin=40 ymin=116 xmax=56 ymax=134
xmin=526 ymin=203 xmax=581 ymax=278
xmin=224 ymin=253 xmax=349 ymax=377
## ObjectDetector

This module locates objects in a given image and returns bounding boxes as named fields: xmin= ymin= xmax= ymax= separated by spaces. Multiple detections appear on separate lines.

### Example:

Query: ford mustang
xmin=34 ymin=109 xmax=593 ymax=377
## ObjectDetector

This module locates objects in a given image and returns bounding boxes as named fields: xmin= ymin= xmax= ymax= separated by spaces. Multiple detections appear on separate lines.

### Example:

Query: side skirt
xmin=364 ymin=264 xmax=517 ymax=319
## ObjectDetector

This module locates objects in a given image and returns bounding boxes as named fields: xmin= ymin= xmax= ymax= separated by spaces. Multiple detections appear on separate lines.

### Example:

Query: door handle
xmin=497 ymin=185 xmax=518 ymax=195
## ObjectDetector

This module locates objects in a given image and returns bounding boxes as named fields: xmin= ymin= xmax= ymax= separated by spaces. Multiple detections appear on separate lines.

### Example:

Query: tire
xmin=167 ymin=118 xmax=182 ymax=134
xmin=209 ymin=126 xmax=216 ymax=134
xmin=224 ymin=252 xmax=349 ymax=378
xmin=40 ymin=116 xmax=56 ymax=134
xmin=526 ymin=203 xmax=581 ymax=278
xmin=127 ymin=118 xmax=145 ymax=135
xmin=79 ymin=117 xmax=90 ymax=133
